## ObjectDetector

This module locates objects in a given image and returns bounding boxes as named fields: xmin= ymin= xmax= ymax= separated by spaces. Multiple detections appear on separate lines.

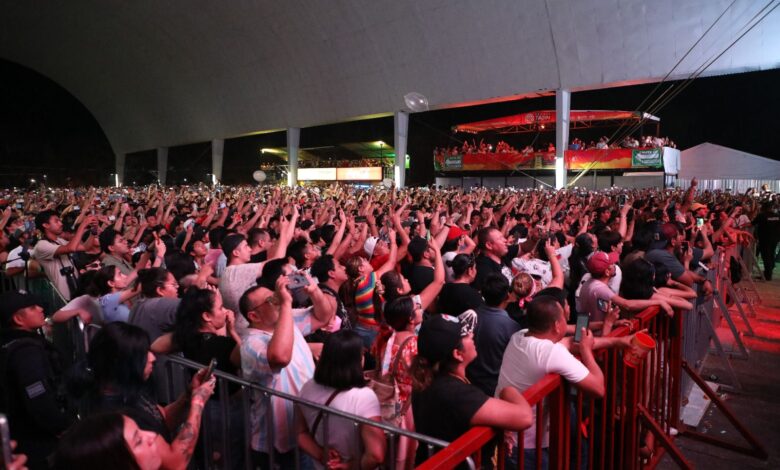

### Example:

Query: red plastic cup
xmin=623 ymin=332 xmax=656 ymax=367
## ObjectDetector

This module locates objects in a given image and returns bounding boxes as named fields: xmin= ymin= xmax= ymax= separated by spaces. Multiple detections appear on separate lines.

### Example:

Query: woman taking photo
xmin=80 ymin=322 xmax=215 ymax=470
xmin=296 ymin=330 xmax=385 ymax=469
xmin=151 ymin=286 xmax=244 ymax=469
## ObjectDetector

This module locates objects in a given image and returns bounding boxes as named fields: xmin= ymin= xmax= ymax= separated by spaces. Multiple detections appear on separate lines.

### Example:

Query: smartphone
xmin=597 ymin=298 xmax=610 ymax=313
xmin=204 ymin=357 xmax=218 ymax=380
xmin=0 ymin=414 xmax=12 ymax=469
xmin=574 ymin=314 xmax=590 ymax=343
xmin=219 ymin=202 xmax=226 ymax=209
xmin=618 ymin=194 xmax=627 ymax=206
xmin=681 ymin=241 xmax=690 ymax=252
xmin=287 ymin=272 xmax=310 ymax=290
xmin=696 ymin=217 xmax=704 ymax=228
xmin=354 ymin=215 xmax=367 ymax=223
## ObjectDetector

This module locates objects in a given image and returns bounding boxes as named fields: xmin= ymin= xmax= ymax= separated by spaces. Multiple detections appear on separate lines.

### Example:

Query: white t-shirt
xmin=442 ymin=251 xmax=458 ymax=283
xmin=298 ymin=381 xmax=381 ymax=468
xmin=496 ymin=330 xmax=589 ymax=449
xmin=32 ymin=238 xmax=76 ymax=300
xmin=219 ymin=262 xmax=263 ymax=313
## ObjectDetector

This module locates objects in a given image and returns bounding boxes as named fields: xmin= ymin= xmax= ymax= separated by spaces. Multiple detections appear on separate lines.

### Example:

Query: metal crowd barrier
xmin=419 ymin=306 xmax=686 ymax=469
xmin=161 ymin=354 xmax=455 ymax=470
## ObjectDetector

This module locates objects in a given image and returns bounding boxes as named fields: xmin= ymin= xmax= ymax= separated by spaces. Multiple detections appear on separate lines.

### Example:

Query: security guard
xmin=752 ymin=202 xmax=780 ymax=280
xmin=0 ymin=291 xmax=75 ymax=470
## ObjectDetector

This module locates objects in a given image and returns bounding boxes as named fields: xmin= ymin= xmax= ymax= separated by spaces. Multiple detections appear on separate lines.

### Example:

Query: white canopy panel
xmin=1 ymin=0 xmax=779 ymax=155
xmin=679 ymin=142 xmax=780 ymax=180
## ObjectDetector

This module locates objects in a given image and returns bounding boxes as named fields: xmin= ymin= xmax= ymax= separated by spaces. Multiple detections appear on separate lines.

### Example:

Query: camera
xmin=59 ymin=265 xmax=75 ymax=277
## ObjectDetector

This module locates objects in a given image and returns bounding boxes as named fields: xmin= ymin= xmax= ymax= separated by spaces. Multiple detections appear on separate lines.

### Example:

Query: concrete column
xmin=394 ymin=111 xmax=409 ymax=188
xmin=211 ymin=139 xmax=224 ymax=185
xmin=287 ymin=127 xmax=300 ymax=187
xmin=555 ymin=89 xmax=571 ymax=189
xmin=115 ymin=153 xmax=125 ymax=187
xmin=156 ymin=147 xmax=168 ymax=186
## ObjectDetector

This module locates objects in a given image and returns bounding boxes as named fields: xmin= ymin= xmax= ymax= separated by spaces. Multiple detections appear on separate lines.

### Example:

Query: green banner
xmin=443 ymin=155 xmax=463 ymax=170
xmin=631 ymin=148 xmax=662 ymax=168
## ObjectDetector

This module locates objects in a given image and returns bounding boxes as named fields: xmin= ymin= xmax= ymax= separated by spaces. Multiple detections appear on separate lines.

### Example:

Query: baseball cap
xmin=417 ymin=311 xmax=477 ymax=364
xmin=363 ymin=236 xmax=379 ymax=258
xmin=650 ymin=223 xmax=679 ymax=250
xmin=0 ymin=291 xmax=40 ymax=325
xmin=446 ymin=226 xmax=466 ymax=241
xmin=586 ymin=251 xmax=614 ymax=277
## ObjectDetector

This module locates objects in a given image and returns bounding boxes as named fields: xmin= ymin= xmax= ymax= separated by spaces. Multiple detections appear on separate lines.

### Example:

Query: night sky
xmin=1 ymin=57 xmax=779 ymax=188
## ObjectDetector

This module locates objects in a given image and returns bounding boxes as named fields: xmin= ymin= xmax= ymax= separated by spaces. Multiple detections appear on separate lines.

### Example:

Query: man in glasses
xmin=238 ymin=260 xmax=335 ymax=469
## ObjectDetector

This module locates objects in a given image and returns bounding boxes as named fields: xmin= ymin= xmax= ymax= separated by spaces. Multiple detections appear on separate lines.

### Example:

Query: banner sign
xmin=299 ymin=167 xmax=382 ymax=181
xmin=434 ymin=151 xmax=555 ymax=171
xmin=435 ymin=148 xmax=663 ymax=172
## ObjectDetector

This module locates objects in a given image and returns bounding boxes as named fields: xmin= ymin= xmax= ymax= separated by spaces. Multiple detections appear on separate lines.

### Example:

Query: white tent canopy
xmin=680 ymin=143 xmax=780 ymax=179
xmin=677 ymin=142 xmax=780 ymax=192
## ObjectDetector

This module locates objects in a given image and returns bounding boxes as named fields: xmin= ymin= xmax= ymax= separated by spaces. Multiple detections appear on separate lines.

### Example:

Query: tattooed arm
xmin=157 ymin=369 xmax=216 ymax=470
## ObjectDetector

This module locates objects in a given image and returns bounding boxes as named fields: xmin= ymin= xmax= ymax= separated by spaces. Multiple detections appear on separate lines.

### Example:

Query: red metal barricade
xmin=419 ymin=306 xmax=687 ymax=470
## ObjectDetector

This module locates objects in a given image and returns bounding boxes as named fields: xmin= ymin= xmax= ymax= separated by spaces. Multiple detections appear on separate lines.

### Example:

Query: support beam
xmin=287 ymin=127 xmax=300 ymax=187
xmin=211 ymin=139 xmax=224 ymax=186
xmin=394 ymin=111 xmax=408 ymax=188
xmin=115 ymin=153 xmax=125 ymax=187
xmin=156 ymin=147 xmax=168 ymax=186
xmin=555 ymin=89 xmax=571 ymax=189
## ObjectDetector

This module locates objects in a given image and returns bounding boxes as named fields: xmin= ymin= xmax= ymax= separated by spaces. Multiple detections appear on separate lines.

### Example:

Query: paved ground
xmin=659 ymin=269 xmax=780 ymax=469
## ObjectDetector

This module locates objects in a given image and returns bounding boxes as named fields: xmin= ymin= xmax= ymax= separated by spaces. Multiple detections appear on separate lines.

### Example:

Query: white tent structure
xmin=677 ymin=142 xmax=780 ymax=192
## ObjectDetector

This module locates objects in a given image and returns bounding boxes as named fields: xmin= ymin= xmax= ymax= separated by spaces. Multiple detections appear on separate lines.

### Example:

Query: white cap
xmin=363 ymin=236 xmax=379 ymax=258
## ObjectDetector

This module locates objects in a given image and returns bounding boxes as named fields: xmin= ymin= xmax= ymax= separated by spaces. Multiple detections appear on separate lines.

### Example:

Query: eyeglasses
xmin=246 ymin=295 xmax=278 ymax=312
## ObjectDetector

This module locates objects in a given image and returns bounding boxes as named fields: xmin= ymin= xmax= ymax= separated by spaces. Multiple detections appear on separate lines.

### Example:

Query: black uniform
xmin=0 ymin=328 xmax=75 ymax=470
xmin=752 ymin=210 xmax=780 ymax=280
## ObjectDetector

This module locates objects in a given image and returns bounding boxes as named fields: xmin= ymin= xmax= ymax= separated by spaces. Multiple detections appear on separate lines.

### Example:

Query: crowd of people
xmin=435 ymin=135 xmax=678 ymax=159
xmin=0 ymin=178 xmax=777 ymax=469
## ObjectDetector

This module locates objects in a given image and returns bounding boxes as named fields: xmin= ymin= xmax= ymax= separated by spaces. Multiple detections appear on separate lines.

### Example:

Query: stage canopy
xmin=453 ymin=110 xmax=660 ymax=134
xmin=680 ymin=143 xmax=780 ymax=180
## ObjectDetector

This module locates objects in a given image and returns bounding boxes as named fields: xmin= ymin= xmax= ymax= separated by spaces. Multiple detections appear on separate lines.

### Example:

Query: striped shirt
xmin=355 ymin=271 xmax=378 ymax=327
xmin=241 ymin=307 xmax=314 ymax=453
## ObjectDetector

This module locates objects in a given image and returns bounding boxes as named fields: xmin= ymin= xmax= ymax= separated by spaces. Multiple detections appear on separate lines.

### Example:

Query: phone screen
xmin=204 ymin=358 xmax=218 ymax=380
xmin=696 ymin=217 xmax=704 ymax=228
xmin=574 ymin=314 xmax=590 ymax=343
xmin=597 ymin=298 xmax=610 ymax=313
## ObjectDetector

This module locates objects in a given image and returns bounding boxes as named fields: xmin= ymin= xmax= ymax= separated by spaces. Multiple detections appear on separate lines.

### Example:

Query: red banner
xmin=434 ymin=148 xmax=663 ymax=172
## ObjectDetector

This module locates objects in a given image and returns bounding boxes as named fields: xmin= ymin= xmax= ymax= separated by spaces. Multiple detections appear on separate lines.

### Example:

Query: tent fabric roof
xmin=680 ymin=142 xmax=780 ymax=180
xmin=1 ymin=1 xmax=778 ymax=155
xmin=453 ymin=110 xmax=659 ymax=133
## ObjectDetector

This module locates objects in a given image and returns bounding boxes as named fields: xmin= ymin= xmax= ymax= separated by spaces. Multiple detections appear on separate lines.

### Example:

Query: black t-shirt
xmin=753 ymin=212 xmax=780 ymax=243
xmin=249 ymin=250 xmax=268 ymax=263
xmin=438 ymin=282 xmax=484 ymax=316
xmin=181 ymin=333 xmax=239 ymax=395
xmin=408 ymin=265 xmax=434 ymax=295
xmin=505 ymin=303 xmax=529 ymax=328
xmin=466 ymin=306 xmax=521 ymax=396
xmin=472 ymin=254 xmax=509 ymax=291
xmin=413 ymin=375 xmax=489 ymax=464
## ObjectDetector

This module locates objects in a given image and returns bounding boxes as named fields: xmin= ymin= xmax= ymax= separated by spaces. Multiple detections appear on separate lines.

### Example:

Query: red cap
xmin=587 ymin=251 xmax=614 ymax=277
xmin=446 ymin=226 xmax=466 ymax=241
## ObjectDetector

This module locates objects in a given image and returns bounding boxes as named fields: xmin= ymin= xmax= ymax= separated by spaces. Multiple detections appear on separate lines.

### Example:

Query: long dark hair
xmin=173 ymin=288 xmax=216 ymax=352
xmin=620 ymin=259 xmax=655 ymax=300
xmin=136 ymin=267 xmax=170 ymax=297
xmin=409 ymin=340 xmax=463 ymax=392
xmin=54 ymin=412 xmax=139 ymax=470
xmin=87 ymin=265 xmax=119 ymax=297
xmin=88 ymin=322 xmax=151 ymax=402
xmin=314 ymin=330 xmax=367 ymax=390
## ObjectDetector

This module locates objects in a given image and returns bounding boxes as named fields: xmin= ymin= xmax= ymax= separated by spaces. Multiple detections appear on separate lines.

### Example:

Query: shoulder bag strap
xmin=390 ymin=335 xmax=415 ymax=376
xmin=310 ymin=389 xmax=341 ymax=436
